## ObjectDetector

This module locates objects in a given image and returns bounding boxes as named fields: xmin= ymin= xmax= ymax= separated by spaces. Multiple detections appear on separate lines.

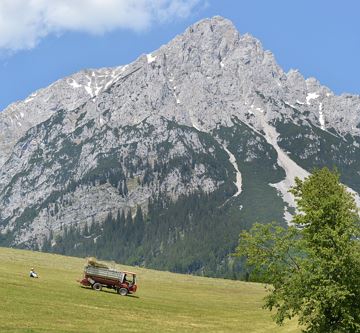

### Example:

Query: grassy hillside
xmin=0 ymin=247 xmax=300 ymax=333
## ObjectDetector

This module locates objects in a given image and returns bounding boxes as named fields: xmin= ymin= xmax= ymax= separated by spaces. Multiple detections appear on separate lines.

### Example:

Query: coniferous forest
xmin=42 ymin=188 xmax=258 ymax=279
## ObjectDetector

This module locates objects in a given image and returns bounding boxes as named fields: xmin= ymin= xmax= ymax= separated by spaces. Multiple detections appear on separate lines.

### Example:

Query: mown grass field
xmin=0 ymin=247 xmax=300 ymax=333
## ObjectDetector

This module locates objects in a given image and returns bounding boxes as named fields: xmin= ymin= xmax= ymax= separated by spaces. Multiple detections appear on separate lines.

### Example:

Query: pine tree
xmin=134 ymin=205 xmax=145 ymax=245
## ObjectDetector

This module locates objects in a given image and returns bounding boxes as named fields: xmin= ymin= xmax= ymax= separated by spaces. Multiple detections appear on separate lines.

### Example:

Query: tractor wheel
xmin=118 ymin=288 xmax=128 ymax=296
xmin=92 ymin=283 xmax=102 ymax=291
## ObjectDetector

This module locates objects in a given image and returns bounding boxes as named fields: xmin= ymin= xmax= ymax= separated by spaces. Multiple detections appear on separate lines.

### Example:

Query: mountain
xmin=1 ymin=16 xmax=360 ymax=277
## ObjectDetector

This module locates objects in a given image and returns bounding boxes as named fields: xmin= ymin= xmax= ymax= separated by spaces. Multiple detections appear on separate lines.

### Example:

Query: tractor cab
xmin=122 ymin=271 xmax=137 ymax=286
xmin=119 ymin=271 xmax=137 ymax=295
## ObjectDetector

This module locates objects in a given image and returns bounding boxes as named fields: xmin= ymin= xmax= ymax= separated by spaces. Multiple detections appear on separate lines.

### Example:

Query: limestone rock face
xmin=0 ymin=66 xmax=127 ymax=168
xmin=0 ymin=16 xmax=359 ymax=249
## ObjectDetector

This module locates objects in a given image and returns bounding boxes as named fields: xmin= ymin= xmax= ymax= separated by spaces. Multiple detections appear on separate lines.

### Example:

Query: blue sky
xmin=1 ymin=0 xmax=359 ymax=111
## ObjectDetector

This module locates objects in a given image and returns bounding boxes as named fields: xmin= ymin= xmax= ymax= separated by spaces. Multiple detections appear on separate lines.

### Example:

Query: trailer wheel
xmin=118 ymin=288 xmax=128 ymax=296
xmin=92 ymin=283 xmax=102 ymax=291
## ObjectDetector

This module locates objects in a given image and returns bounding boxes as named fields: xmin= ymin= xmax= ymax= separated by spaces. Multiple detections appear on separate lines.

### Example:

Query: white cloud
xmin=0 ymin=0 xmax=202 ymax=51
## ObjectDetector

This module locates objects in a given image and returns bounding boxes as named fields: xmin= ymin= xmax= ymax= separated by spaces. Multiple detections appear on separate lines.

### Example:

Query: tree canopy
xmin=236 ymin=168 xmax=360 ymax=332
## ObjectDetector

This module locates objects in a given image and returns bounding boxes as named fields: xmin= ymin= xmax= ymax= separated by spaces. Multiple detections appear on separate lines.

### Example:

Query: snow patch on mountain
xmin=147 ymin=53 xmax=156 ymax=63
xmin=254 ymin=108 xmax=309 ymax=216
xmin=253 ymin=107 xmax=360 ymax=218
xmin=306 ymin=92 xmax=319 ymax=105
xmin=284 ymin=101 xmax=296 ymax=109
xmin=347 ymin=187 xmax=360 ymax=207
xmin=189 ymin=112 xmax=202 ymax=132
xmin=68 ymin=79 xmax=82 ymax=89
xmin=66 ymin=67 xmax=129 ymax=98
xmin=223 ymin=146 xmax=242 ymax=196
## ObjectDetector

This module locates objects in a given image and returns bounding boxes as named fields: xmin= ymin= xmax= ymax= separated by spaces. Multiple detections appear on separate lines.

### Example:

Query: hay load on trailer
xmin=78 ymin=258 xmax=137 ymax=296
xmin=86 ymin=257 xmax=109 ymax=268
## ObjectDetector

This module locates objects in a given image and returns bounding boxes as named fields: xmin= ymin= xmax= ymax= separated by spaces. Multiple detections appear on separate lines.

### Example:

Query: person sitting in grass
xmin=29 ymin=268 xmax=39 ymax=278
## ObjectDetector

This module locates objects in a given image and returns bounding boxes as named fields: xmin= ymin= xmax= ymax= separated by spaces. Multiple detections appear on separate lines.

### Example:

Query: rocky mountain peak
xmin=1 ymin=16 xmax=360 ymax=269
xmin=185 ymin=15 xmax=239 ymax=37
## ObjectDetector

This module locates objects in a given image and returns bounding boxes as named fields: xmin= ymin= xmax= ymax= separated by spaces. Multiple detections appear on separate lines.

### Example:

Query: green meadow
xmin=0 ymin=247 xmax=299 ymax=333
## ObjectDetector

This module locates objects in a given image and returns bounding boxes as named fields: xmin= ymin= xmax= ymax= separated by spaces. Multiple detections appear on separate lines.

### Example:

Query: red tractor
xmin=79 ymin=260 xmax=137 ymax=296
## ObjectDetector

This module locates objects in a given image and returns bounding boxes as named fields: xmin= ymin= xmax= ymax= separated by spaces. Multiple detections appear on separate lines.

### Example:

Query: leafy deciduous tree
xmin=236 ymin=168 xmax=360 ymax=332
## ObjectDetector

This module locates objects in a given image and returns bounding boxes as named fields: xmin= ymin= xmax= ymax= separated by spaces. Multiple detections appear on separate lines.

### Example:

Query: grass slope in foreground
xmin=0 ymin=247 xmax=299 ymax=333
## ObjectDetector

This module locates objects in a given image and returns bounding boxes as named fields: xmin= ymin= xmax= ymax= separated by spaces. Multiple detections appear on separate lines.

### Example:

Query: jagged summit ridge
xmin=1 ymin=15 xmax=359 ymax=169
